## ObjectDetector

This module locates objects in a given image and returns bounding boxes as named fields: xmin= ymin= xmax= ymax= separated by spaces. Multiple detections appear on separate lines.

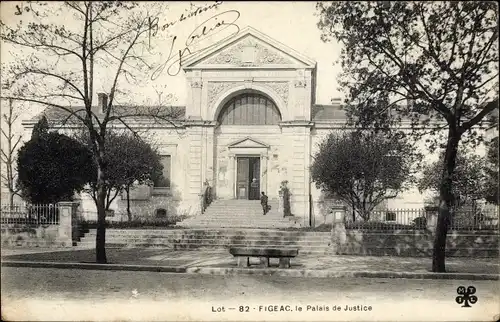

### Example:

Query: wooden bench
xmin=229 ymin=247 xmax=298 ymax=268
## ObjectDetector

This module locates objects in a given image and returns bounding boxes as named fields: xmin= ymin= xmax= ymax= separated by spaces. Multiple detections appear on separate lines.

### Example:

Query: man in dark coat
xmin=260 ymin=191 xmax=269 ymax=215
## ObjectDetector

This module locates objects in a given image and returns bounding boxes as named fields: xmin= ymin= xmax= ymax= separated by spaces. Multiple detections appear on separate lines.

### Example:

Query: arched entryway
xmin=214 ymin=91 xmax=281 ymax=200
xmin=217 ymin=92 xmax=282 ymax=125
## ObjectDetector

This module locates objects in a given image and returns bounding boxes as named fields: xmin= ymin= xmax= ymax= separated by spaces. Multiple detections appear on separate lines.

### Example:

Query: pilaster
xmin=187 ymin=71 xmax=203 ymax=120
xmin=260 ymin=153 xmax=269 ymax=195
xmin=228 ymin=153 xmax=236 ymax=198
xmin=185 ymin=126 xmax=203 ymax=202
xmin=279 ymin=122 xmax=313 ymax=226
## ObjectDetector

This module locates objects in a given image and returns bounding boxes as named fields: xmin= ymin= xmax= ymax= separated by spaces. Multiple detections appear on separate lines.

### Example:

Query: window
xmin=154 ymin=155 xmax=171 ymax=188
xmin=385 ymin=212 xmax=396 ymax=221
xmin=218 ymin=93 xmax=281 ymax=125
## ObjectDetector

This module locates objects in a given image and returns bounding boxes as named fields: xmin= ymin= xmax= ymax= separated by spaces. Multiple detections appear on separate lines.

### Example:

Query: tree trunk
xmin=360 ymin=208 xmax=370 ymax=221
xmin=126 ymin=185 xmax=132 ymax=222
xmin=432 ymin=128 xmax=460 ymax=272
xmin=95 ymin=182 xmax=107 ymax=263
xmin=95 ymin=147 xmax=107 ymax=264
xmin=9 ymin=191 xmax=14 ymax=209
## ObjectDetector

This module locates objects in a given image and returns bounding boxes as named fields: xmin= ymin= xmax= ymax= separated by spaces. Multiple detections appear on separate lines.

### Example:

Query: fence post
xmin=57 ymin=201 xmax=79 ymax=247
xmin=425 ymin=206 xmax=439 ymax=234
xmin=331 ymin=205 xmax=347 ymax=255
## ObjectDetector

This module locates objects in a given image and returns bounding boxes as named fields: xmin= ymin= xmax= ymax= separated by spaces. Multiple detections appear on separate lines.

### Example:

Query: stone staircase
xmin=76 ymin=228 xmax=333 ymax=254
xmin=176 ymin=199 xmax=301 ymax=229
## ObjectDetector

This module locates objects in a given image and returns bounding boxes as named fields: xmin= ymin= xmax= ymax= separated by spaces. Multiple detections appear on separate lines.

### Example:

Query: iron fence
xmin=345 ymin=208 xmax=427 ymax=230
xmin=344 ymin=207 xmax=499 ymax=231
xmin=0 ymin=203 xmax=60 ymax=226
xmin=449 ymin=209 xmax=499 ymax=231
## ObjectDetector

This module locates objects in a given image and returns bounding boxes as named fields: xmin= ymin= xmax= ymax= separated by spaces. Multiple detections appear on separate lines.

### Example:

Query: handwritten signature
xmin=150 ymin=10 xmax=240 ymax=80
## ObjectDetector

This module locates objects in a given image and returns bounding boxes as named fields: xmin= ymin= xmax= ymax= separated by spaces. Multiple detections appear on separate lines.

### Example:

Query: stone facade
xmin=174 ymin=27 xmax=318 ymax=226
xmin=21 ymin=27 xmax=493 ymax=227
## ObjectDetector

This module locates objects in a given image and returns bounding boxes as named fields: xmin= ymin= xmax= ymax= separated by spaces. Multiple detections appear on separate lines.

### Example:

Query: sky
xmin=151 ymin=1 xmax=344 ymax=105
xmin=0 ymin=1 xmax=344 ymax=122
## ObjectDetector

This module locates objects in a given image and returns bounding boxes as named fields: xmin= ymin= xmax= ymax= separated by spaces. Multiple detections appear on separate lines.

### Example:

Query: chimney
xmin=97 ymin=93 xmax=108 ymax=113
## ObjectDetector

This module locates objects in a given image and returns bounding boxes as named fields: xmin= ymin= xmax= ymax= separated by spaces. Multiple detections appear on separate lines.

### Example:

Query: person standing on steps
xmin=260 ymin=191 xmax=269 ymax=215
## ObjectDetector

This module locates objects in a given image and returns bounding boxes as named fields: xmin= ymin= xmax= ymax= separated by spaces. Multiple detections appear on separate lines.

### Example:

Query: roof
xmin=28 ymin=104 xmax=186 ymax=124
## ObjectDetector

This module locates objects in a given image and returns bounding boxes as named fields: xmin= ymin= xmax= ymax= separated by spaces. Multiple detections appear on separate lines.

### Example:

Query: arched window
xmin=218 ymin=93 xmax=281 ymax=125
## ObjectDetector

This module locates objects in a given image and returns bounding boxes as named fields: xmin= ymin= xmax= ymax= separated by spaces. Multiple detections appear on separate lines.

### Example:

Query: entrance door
xmin=236 ymin=157 xmax=260 ymax=200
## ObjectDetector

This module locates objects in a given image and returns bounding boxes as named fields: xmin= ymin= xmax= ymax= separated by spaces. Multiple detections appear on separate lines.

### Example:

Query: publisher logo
xmin=455 ymin=286 xmax=477 ymax=307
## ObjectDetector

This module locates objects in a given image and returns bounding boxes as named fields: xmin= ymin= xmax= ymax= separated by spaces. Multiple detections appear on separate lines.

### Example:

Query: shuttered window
xmin=218 ymin=93 xmax=281 ymax=125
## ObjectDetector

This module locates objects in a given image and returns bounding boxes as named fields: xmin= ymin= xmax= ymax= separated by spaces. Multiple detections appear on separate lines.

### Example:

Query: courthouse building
xmin=23 ymin=27 xmax=451 ymax=227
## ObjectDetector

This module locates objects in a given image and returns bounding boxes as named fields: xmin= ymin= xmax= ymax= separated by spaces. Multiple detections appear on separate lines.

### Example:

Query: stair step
xmin=77 ymin=237 xmax=328 ymax=243
xmin=75 ymin=228 xmax=332 ymax=254
xmin=82 ymin=228 xmax=330 ymax=235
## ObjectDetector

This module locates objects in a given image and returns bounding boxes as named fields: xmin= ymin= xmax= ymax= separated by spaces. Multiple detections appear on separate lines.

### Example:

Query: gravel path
xmin=2 ymin=267 xmax=499 ymax=321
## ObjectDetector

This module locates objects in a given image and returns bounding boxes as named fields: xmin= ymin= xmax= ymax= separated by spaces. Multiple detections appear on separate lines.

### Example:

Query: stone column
xmin=260 ymin=153 xmax=269 ymax=194
xmin=280 ymin=123 xmax=310 ymax=226
xmin=189 ymin=78 xmax=203 ymax=120
xmin=185 ymin=125 xmax=203 ymax=214
xmin=57 ymin=201 xmax=79 ymax=247
xmin=425 ymin=206 xmax=439 ymax=234
xmin=205 ymin=126 xmax=216 ymax=187
xmin=228 ymin=153 xmax=235 ymax=199
xmin=331 ymin=205 xmax=347 ymax=255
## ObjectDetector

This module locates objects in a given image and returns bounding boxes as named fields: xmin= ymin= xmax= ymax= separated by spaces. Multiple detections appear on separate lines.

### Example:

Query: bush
xmin=412 ymin=216 xmax=427 ymax=229
xmin=17 ymin=120 xmax=94 ymax=204
xmin=345 ymin=221 xmax=417 ymax=230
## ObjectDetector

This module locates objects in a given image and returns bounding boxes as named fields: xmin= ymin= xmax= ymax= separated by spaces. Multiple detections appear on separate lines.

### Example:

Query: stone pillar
xmin=260 ymin=153 xmax=269 ymax=194
xmin=184 ymin=125 xmax=203 ymax=214
xmin=425 ymin=206 xmax=439 ymax=234
xmin=189 ymin=77 xmax=203 ymax=120
xmin=280 ymin=123 xmax=311 ymax=226
xmin=57 ymin=201 xmax=79 ymax=247
xmin=205 ymin=126 xmax=216 ymax=187
xmin=293 ymin=70 xmax=307 ymax=120
xmin=330 ymin=205 xmax=347 ymax=255
xmin=228 ymin=153 xmax=235 ymax=199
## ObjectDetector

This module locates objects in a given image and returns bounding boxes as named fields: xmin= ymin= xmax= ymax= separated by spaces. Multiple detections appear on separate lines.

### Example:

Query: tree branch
xmin=461 ymin=99 xmax=499 ymax=131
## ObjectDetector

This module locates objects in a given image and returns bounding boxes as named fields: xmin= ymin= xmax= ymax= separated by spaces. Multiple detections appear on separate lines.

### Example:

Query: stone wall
xmin=335 ymin=230 xmax=499 ymax=257
xmin=115 ymin=195 xmax=188 ymax=220
xmin=1 ymin=225 xmax=61 ymax=247
xmin=1 ymin=202 xmax=78 ymax=247
xmin=329 ymin=207 xmax=499 ymax=258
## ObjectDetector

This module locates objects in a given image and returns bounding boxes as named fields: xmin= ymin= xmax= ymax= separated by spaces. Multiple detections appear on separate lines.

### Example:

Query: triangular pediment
xmin=228 ymin=137 xmax=270 ymax=149
xmin=183 ymin=27 xmax=315 ymax=69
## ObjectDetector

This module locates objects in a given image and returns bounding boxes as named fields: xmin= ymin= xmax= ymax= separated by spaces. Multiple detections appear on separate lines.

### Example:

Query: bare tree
xmin=0 ymin=99 xmax=23 ymax=206
xmin=1 ymin=2 xmax=182 ymax=263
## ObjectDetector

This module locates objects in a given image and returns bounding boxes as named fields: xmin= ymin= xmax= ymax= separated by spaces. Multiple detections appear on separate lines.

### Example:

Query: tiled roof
xmin=29 ymin=105 xmax=187 ymax=123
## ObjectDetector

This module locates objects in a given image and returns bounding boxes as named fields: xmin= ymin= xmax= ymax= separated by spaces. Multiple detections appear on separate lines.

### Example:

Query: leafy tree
xmin=317 ymin=1 xmax=498 ymax=272
xmin=78 ymin=130 xmax=163 ymax=221
xmin=17 ymin=119 xmax=94 ymax=204
xmin=418 ymin=151 xmax=486 ymax=210
xmin=31 ymin=114 xmax=49 ymax=140
xmin=1 ymin=2 xmax=181 ymax=263
xmin=0 ymin=99 xmax=23 ymax=206
xmin=311 ymin=130 xmax=418 ymax=221
xmin=484 ymin=136 xmax=499 ymax=204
